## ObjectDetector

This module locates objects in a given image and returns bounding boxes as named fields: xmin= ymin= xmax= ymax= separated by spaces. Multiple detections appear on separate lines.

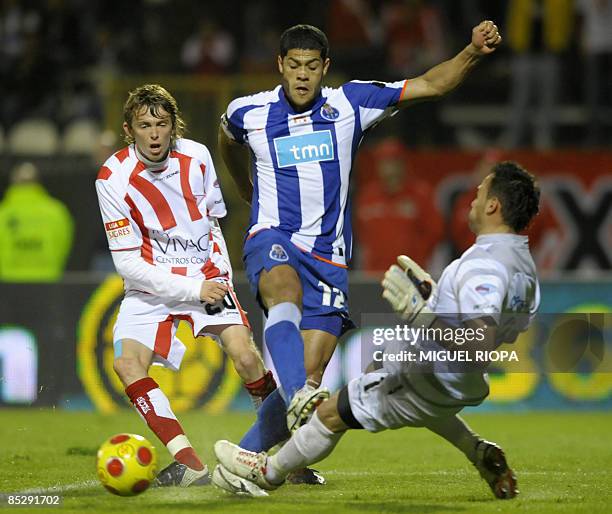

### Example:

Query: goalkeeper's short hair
xmin=488 ymin=161 xmax=540 ymax=232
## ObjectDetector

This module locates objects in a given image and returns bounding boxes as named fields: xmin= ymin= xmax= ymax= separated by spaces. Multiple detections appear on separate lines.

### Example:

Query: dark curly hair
xmin=488 ymin=161 xmax=540 ymax=232
xmin=280 ymin=24 xmax=329 ymax=60
xmin=123 ymin=84 xmax=186 ymax=145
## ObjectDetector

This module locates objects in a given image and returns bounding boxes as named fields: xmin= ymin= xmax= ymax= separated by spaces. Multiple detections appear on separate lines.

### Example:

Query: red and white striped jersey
xmin=95 ymin=138 xmax=229 ymax=293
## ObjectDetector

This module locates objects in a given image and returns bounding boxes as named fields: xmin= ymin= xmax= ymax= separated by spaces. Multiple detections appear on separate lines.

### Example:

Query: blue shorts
xmin=244 ymin=228 xmax=355 ymax=337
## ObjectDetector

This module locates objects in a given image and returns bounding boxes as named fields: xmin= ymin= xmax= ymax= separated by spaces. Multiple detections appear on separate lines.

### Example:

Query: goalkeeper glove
xmin=382 ymin=255 xmax=438 ymax=325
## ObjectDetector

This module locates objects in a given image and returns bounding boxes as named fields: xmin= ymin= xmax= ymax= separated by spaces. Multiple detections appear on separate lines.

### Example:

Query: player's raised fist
xmin=471 ymin=20 xmax=502 ymax=55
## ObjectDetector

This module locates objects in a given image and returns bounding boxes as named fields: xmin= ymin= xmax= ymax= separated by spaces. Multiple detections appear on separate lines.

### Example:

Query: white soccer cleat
xmin=286 ymin=386 xmax=330 ymax=433
xmin=213 ymin=440 xmax=279 ymax=491
xmin=212 ymin=464 xmax=269 ymax=497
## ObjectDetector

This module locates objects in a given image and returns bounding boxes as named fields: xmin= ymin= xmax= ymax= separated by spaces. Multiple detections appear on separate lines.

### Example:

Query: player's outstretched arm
xmin=218 ymin=125 xmax=253 ymax=205
xmin=398 ymin=20 xmax=502 ymax=106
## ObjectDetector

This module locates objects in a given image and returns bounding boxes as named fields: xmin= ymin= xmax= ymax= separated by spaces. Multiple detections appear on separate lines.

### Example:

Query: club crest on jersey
xmin=475 ymin=283 xmax=497 ymax=295
xmin=274 ymin=130 xmax=335 ymax=168
xmin=320 ymin=103 xmax=339 ymax=121
xmin=269 ymin=244 xmax=289 ymax=262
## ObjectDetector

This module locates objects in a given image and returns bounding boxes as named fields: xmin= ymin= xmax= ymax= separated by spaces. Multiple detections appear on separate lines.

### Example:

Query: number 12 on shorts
xmin=318 ymin=281 xmax=345 ymax=308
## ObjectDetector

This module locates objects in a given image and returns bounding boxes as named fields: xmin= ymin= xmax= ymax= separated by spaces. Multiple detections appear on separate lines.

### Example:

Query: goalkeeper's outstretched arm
xmin=382 ymin=255 xmax=498 ymax=359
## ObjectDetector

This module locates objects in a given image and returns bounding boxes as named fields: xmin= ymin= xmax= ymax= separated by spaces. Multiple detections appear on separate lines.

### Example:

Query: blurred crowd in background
xmin=0 ymin=0 xmax=611 ymax=280
xmin=2 ymin=0 xmax=612 ymax=147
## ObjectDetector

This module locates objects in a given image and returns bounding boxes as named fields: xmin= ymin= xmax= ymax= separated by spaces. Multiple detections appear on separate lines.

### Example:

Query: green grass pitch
xmin=1 ymin=409 xmax=611 ymax=513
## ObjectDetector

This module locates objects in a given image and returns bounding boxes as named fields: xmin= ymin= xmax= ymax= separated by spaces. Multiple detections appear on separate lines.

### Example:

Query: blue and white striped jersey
xmin=222 ymin=80 xmax=407 ymax=266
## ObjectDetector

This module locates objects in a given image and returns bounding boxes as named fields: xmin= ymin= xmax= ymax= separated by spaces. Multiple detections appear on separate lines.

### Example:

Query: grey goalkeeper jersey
xmin=386 ymin=233 xmax=540 ymax=407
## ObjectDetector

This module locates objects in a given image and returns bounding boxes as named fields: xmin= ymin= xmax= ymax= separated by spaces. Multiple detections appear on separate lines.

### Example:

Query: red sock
xmin=125 ymin=377 xmax=204 ymax=471
xmin=244 ymin=370 xmax=277 ymax=409
xmin=175 ymin=447 xmax=204 ymax=470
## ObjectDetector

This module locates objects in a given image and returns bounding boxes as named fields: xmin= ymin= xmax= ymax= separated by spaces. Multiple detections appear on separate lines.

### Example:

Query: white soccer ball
xmin=96 ymin=433 xmax=158 ymax=496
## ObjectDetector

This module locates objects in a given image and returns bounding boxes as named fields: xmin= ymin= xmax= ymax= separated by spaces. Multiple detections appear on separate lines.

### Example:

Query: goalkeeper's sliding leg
xmin=214 ymin=373 xmax=518 ymax=499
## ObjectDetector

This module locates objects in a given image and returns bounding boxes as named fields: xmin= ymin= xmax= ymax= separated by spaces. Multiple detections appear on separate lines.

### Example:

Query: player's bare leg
xmin=209 ymin=323 xmax=277 ymax=407
xmin=213 ymin=324 xmax=265 ymax=382
xmin=113 ymin=338 xmax=152 ymax=385
xmin=425 ymin=414 xmax=518 ymax=499
xmin=113 ymin=338 xmax=210 ymax=487
xmin=302 ymin=329 xmax=337 ymax=388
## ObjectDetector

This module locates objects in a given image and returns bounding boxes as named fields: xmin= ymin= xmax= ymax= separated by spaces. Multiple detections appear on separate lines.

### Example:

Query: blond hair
xmin=122 ymin=84 xmax=186 ymax=145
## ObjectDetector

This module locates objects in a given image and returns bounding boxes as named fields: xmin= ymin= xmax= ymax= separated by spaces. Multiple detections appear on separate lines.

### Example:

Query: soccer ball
xmin=96 ymin=433 xmax=158 ymax=496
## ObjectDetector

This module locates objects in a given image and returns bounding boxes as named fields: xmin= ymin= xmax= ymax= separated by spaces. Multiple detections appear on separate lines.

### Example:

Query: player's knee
xmin=259 ymin=266 xmax=302 ymax=306
xmin=316 ymin=398 xmax=345 ymax=433
xmin=233 ymin=350 xmax=261 ymax=378
xmin=113 ymin=355 xmax=145 ymax=382
xmin=264 ymin=286 xmax=302 ymax=306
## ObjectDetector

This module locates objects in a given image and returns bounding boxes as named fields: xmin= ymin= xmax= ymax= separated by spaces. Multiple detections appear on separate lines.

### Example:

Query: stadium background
xmin=0 ymin=0 xmax=611 ymax=416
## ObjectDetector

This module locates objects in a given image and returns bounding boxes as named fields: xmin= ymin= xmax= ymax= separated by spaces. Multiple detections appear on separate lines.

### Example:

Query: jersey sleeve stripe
xmin=114 ymin=147 xmax=130 ymax=163
xmin=97 ymin=166 xmax=112 ymax=180
xmin=399 ymin=80 xmax=409 ymax=102
xmin=342 ymin=81 xmax=404 ymax=109
xmin=227 ymin=106 xmax=257 ymax=143
xmin=201 ymin=259 xmax=222 ymax=279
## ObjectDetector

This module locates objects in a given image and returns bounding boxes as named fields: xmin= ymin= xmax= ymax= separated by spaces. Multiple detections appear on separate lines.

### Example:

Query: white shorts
xmin=347 ymin=371 xmax=480 ymax=432
xmin=114 ymin=287 xmax=250 ymax=371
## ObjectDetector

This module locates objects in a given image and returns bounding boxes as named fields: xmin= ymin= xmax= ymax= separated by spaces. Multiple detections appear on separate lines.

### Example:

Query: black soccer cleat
xmin=286 ymin=467 xmax=326 ymax=485
xmin=474 ymin=440 xmax=518 ymax=499
xmin=153 ymin=461 xmax=211 ymax=487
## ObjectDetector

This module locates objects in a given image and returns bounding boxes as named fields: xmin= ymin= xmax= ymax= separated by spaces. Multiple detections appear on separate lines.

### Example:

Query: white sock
xmin=266 ymin=411 xmax=342 ymax=483
xmin=425 ymin=414 xmax=480 ymax=463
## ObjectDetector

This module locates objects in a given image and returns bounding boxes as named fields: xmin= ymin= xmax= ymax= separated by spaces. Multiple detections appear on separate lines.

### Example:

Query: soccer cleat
xmin=153 ymin=461 xmax=211 ymax=487
xmin=286 ymin=467 xmax=326 ymax=485
xmin=474 ymin=440 xmax=518 ymax=499
xmin=212 ymin=464 xmax=269 ymax=497
xmin=286 ymin=386 xmax=330 ymax=433
xmin=213 ymin=440 xmax=280 ymax=491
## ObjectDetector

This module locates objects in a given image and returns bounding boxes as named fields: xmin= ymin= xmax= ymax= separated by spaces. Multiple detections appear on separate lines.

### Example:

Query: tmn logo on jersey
xmin=274 ymin=130 xmax=334 ymax=168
